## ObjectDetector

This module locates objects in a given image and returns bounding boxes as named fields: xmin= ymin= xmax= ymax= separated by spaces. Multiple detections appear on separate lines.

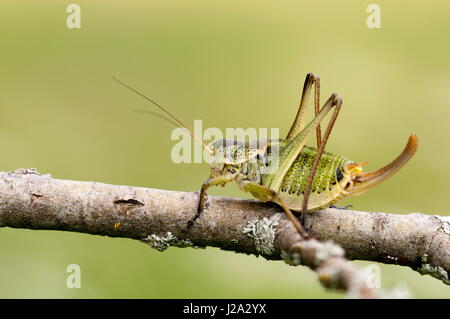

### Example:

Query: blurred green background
xmin=1 ymin=0 xmax=449 ymax=298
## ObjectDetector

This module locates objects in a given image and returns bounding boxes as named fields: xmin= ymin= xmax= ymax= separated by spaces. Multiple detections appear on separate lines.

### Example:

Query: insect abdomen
xmin=276 ymin=146 xmax=352 ymax=211
xmin=281 ymin=146 xmax=349 ymax=195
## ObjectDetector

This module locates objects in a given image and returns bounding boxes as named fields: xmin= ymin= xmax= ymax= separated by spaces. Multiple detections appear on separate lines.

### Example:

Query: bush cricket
xmin=113 ymin=73 xmax=418 ymax=238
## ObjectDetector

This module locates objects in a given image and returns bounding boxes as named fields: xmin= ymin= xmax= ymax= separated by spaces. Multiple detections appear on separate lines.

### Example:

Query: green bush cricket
xmin=114 ymin=73 xmax=418 ymax=238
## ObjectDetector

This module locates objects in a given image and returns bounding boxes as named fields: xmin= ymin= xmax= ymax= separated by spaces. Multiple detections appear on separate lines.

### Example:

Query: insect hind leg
xmin=301 ymin=93 xmax=343 ymax=227
xmin=286 ymin=72 xmax=322 ymax=148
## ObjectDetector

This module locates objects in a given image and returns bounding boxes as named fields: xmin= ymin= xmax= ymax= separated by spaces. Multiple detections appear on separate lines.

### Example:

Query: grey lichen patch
xmin=281 ymin=250 xmax=302 ymax=266
xmin=417 ymin=263 xmax=450 ymax=285
xmin=434 ymin=215 xmax=450 ymax=235
xmin=142 ymin=232 xmax=197 ymax=252
xmin=314 ymin=241 xmax=345 ymax=266
xmin=243 ymin=217 xmax=278 ymax=256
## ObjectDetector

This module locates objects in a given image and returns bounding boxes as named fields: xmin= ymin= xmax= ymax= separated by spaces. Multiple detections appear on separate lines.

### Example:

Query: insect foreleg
xmin=286 ymin=72 xmax=322 ymax=147
xmin=239 ymin=180 xmax=309 ymax=239
xmin=301 ymin=93 xmax=342 ymax=226
xmin=188 ymin=172 xmax=237 ymax=227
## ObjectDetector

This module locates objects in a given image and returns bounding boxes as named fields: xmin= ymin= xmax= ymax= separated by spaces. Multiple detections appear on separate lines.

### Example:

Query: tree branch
xmin=1 ymin=169 xmax=449 ymax=297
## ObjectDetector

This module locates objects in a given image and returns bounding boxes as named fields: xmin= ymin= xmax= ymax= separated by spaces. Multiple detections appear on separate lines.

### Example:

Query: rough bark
xmin=0 ymin=169 xmax=449 ymax=297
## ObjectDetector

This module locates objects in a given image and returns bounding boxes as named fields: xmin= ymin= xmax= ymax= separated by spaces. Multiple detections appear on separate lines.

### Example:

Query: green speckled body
xmin=277 ymin=145 xmax=348 ymax=196
xmin=235 ymin=140 xmax=353 ymax=212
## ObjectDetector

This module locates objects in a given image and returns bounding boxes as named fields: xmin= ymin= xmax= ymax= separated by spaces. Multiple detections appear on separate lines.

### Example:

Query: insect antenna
xmin=112 ymin=77 xmax=213 ymax=154
xmin=132 ymin=109 xmax=180 ymax=128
